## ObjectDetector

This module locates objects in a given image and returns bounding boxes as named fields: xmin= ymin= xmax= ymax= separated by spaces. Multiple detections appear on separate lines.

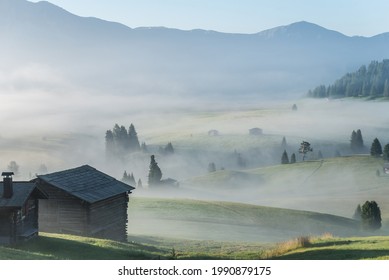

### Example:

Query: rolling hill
xmin=127 ymin=197 xmax=361 ymax=243
xmin=180 ymin=155 xmax=389 ymax=225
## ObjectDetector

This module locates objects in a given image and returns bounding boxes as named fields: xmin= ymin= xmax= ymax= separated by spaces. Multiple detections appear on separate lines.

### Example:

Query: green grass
xmin=127 ymin=197 xmax=361 ymax=242
xmin=2 ymin=232 xmax=389 ymax=260
xmin=1 ymin=233 xmax=164 ymax=260
xmin=266 ymin=235 xmax=389 ymax=260
xmin=181 ymin=155 xmax=389 ymax=224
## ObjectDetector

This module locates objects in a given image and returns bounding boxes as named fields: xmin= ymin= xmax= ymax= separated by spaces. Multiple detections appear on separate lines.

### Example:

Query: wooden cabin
xmin=35 ymin=165 xmax=134 ymax=242
xmin=0 ymin=172 xmax=47 ymax=245
xmin=249 ymin=127 xmax=263 ymax=135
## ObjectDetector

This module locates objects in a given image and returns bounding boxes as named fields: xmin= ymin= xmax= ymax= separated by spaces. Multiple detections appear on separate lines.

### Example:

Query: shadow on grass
xmin=12 ymin=236 xmax=167 ymax=260
xmin=273 ymin=249 xmax=389 ymax=260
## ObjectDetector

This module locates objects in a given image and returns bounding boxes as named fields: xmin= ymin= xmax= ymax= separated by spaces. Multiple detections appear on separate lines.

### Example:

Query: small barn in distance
xmin=35 ymin=165 xmax=134 ymax=242
xmin=0 ymin=172 xmax=47 ymax=245
xmin=249 ymin=128 xmax=263 ymax=135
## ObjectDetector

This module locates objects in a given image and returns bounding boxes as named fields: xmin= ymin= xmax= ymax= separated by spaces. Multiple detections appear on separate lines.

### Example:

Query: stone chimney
xmin=2 ymin=172 xmax=14 ymax=199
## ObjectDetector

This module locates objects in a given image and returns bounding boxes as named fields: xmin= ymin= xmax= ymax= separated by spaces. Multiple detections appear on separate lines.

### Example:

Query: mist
xmin=2 ymin=1 xmax=389 ymax=244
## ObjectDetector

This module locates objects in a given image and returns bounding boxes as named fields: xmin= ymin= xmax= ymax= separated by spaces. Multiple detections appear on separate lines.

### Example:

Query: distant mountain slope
xmin=1 ymin=1 xmax=389 ymax=99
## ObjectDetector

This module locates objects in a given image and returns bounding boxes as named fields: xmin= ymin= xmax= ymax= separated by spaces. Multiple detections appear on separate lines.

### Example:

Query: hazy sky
xmin=28 ymin=0 xmax=389 ymax=37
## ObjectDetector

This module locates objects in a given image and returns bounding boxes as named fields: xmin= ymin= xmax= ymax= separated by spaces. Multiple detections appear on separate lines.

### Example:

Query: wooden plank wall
xmin=38 ymin=182 xmax=88 ymax=236
xmin=38 ymin=180 xmax=130 ymax=242
xmin=88 ymin=193 xmax=129 ymax=242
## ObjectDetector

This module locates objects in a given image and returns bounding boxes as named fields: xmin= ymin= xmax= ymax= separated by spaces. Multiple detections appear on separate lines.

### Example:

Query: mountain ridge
xmin=1 ymin=0 xmax=389 ymax=100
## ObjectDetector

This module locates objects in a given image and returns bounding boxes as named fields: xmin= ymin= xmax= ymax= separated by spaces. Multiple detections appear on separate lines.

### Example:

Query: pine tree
xmin=356 ymin=129 xmax=364 ymax=150
xmin=361 ymin=201 xmax=381 ymax=230
xmin=370 ymin=138 xmax=382 ymax=157
xmin=122 ymin=170 xmax=128 ymax=182
xmin=148 ymin=155 xmax=162 ymax=187
xmin=383 ymin=144 xmax=389 ymax=161
xmin=350 ymin=130 xmax=357 ymax=151
xmin=165 ymin=142 xmax=174 ymax=154
xmin=137 ymin=179 xmax=143 ymax=188
xmin=208 ymin=162 xmax=216 ymax=172
xmin=281 ymin=150 xmax=289 ymax=164
xmin=105 ymin=130 xmax=115 ymax=157
xmin=128 ymin=123 xmax=140 ymax=152
xmin=129 ymin=173 xmax=136 ymax=186
xmin=112 ymin=124 xmax=128 ymax=152
xmin=351 ymin=129 xmax=364 ymax=153
xmin=290 ymin=153 xmax=296 ymax=164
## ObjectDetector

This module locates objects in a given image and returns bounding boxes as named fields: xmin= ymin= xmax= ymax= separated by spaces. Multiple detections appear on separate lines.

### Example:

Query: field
xmin=2 ymin=233 xmax=389 ymax=260
xmin=1 ymin=98 xmax=389 ymax=260
xmin=127 ymin=197 xmax=362 ymax=242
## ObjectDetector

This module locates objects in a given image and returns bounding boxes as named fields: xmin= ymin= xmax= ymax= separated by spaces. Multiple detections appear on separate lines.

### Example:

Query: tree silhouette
xmin=361 ymin=201 xmax=381 ymax=231
xmin=299 ymin=141 xmax=313 ymax=161
xmin=370 ymin=138 xmax=382 ymax=157
xmin=148 ymin=155 xmax=162 ymax=187
xmin=281 ymin=150 xmax=289 ymax=164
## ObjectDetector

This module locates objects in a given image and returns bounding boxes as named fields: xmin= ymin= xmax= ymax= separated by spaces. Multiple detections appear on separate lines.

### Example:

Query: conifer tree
xmin=281 ymin=150 xmax=289 ymax=164
xmin=370 ymin=138 xmax=382 ymax=157
xmin=351 ymin=129 xmax=364 ymax=153
xmin=356 ymin=129 xmax=364 ymax=149
xmin=148 ymin=155 xmax=162 ymax=187
xmin=137 ymin=179 xmax=143 ymax=188
xmin=164 ymin=142 xmax=174 ymax=154
xmin=290 ymin=153 xmax=296 ymax=164
xmin=122 ymin=171 xmax=129 ymax=182
xmin=383 ymin=144 xmax=389 ymax=161
xmin=361 ymin=201 xmax=381 ymax=230
xmin=128 ymin=123 xmax=141 ymax=152
xmin=350 ymin=130 xmax=357 ymax=151
xmin=129 ymin=172 xmax=136 ymax=186
xmin=208 ymin=162 xmax=216 ymax=173
xmin=105 ymin=130 xmax=115 ymax=157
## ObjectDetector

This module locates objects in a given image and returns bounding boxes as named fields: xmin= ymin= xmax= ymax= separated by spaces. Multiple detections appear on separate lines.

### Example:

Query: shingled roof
xmin=0 ymin=182 xmax=45 ymax=209
xmin=37 ymin=165 xmax=134 ymax=203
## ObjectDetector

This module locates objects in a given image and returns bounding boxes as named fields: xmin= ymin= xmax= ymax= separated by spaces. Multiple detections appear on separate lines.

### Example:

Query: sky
xmin=29 ymin=0 xmax=389 ymax=37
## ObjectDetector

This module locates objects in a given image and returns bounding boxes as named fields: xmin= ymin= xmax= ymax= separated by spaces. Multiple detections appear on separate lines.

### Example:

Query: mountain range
xmin=1 ymin=0 xmax=389 ymax=100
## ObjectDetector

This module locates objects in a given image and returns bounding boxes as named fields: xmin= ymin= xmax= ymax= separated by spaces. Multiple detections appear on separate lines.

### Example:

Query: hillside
xmin=2 ymin=1 xmax=389 ymax=99
xmin=181 ymin=155 xmax=389 ymax=222
xmin=127 ymin=197 xmax=360 ymax=243
xmin=308 ymin=59 xmax=389 ymax=98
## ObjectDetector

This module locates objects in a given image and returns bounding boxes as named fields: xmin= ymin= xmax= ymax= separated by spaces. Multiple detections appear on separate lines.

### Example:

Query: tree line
xmin=308 ymin=59 xmax=389 ymax=98
xmin=105 ymin=123 xmax=142 ymax=157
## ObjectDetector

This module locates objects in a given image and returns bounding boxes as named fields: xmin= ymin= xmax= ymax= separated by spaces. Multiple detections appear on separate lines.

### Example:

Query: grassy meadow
xmin=1 ymin=98 xmax=389 ymax=259
xmin=2 ymin=232 xmax=389 ymax=260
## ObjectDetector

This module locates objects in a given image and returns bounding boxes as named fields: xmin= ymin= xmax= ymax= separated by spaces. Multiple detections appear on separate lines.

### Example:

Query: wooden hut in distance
xmin=36 ymin=165 xmax=134 ymax=242
xmin=0 ymin=172 xmax=47 ymax=245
